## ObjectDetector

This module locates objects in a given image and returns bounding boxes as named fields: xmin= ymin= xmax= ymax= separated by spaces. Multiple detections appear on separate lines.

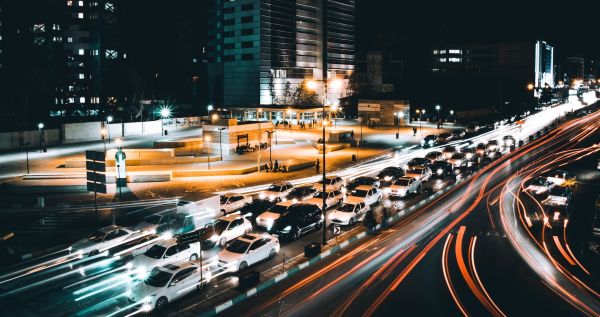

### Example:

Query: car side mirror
xmin=169 ymin=281 xmax=178 ymax=287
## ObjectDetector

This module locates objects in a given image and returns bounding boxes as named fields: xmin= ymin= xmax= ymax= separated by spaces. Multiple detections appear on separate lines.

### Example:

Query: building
xmin=565 ymin=55 xmax=585 ymax=83
xmin=357 ymin=99 xmax=410 ymax=127
xmin=206 ymin=0 xmax=355 ymax=108
xmin=202 ymin=118 xmax=274 ymax=157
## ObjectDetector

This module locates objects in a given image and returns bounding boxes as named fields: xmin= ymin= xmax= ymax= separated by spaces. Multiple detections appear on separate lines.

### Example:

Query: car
xmin=198 ymin=214 xmax=252 ymax=248
xmin=425 ymin=151 xmax=444 ymax=163
xmin=346 ymin=176 xmax=381 ymax=192
xmin=389 ymin=177 xmax=422 ymax=197
xmin=431 ymin=161 xmax=453 ymax=178
xmin=545 ymin=170 xmax=576 ymax=186
xmin=541 ymin=187 xmax=573 ymax=207
xmin=544 ymin=207 xmax=569 ymax=225
xmin=346 ymin=185 xmax=382 ymax=206
xmin=284 ymin=185 xmax=318 ymax=202
xmin=261 ymin=182 xmax=294 ymax=201
xmin=306 ymin=190 xmax=344 ymax=210
xmin=437 ymin=132 xmax=453 ymax=143
xmin=465 ymin=125 xmax=478 ymax=133
xmin=486 ymin=140 xmax=499 ymax=152
xmin=593 ymin=211 xmax=600 ymax=237
xmin=376 ymin=167 xmax=405 ymax=187
xmin=238 ymin=199 xmax=277 ymax=222
xmin=475 ymin=143 xmax=486 ymax=156
xmin=448 ymin=153 xmax=468 ymax=168
xmin=525 ymin=176 xmax=556 ymax=195
xmin=109 ymin=233 xmax=161 ymax=262
xmin=71 ymin=225 xmax=138 ymax=256
xmin=255 ymin=200 xmax=296 ymax=229
xmin=128 ymin=261 xmax=210 ymax=311
xmin=405 ymin=157 xmax=431 ymax=169
xmin=442 ymin=146 xmax=457 ymax=159
xmin=452 ymin=130 xmax=466 ymax=139
xmin=131 ymin=238 xmax=200 ymax=273
xmin=135 ymin=212 xmax=194 ymax=235
xmin=217 ymin=233 xmax=280 ymax=273
xmin=502 ymin=135 xmax=516 ymax=147
xmin=405 ymin=166 xmax=432 ymax=182
xmin=270 ymin=204 xmax=323 ymax=240
xmin=461 ymin=147 xmax=477 ymax=160
xmin=329 ymin=202 xmax=369 ymax=226
xmin=220 ymin=194 xmax=252 ymax=216
xmin=421 ymin=135 xmax=437 ymax=147
xmin=315 ymin=176 xmax=344 ymax=192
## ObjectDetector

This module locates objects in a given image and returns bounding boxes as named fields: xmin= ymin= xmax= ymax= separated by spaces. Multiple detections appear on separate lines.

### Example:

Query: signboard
xmin=85 ymin=150 xmax=106 ymax=162
xmin=86 ymin=161 xmax=106 ymax=173
xmin=86 ymin=182 xmax=107 ymax=194
xmin=86 ymin=172 xmax=107 ymax=184
xmin=358 ymin=104 xmax=381 ymax=112
xmin=115 ymin=149 xmax=127 ymax=188
xmin=86 ymin=150 xmax=107 ymax=194
xmin=333 ymin=226 xmax=341 ymax=235
xmin=177 ymin=230 xmax=200 ymax=245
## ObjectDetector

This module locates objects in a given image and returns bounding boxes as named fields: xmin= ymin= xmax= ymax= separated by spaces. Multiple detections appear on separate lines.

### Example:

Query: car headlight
xmin=466 ymin=153 xmax=473 ymax=159
xmin=269 ymin=195 xmax=275 ymax=201
xmin=141 ymin=303 xmax=152 ymax=312
xmin=437 ymin=168 xmax=444 ymax=175
xmin=281 ymin=197 xmax=288 ymax=202
xmin=403 ymin=164 xmax=409 ymax=170
xmin=421 ymin=140 xmax=426 ymax=145
xmin=210 ymin=235 xmax=219 ymax=242
xmin=292 ymin=198 xmax=298 ymax=204
xmin=266 ymin=218 xmax=274 ymax=226
xmin=384 ymin=176 xmax=391 ymax=182
xmin=282 ymin=225 xmax=292 ymax=232
xmin=259 ymin=193 xmax=266 ymax=200
xmin=428 ymin=140 xmax=434 ymax=145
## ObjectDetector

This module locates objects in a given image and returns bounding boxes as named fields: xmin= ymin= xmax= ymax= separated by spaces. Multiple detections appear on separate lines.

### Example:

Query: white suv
xmin=389 ymin=177 xmax=422 ymax=197
xmin=218 ymin=233 xmax=280 ymax=273
xmin=306 ymin=190 xmax=344 ymax=210
xmin=262 ymin=182 xmax=295 ymax=201
xmin=130 ymin=238 xmax=200 ymax=273
xmin=255 ymin=200 xmax=295 ymax=229
xmin=315 ymin=176 xmax=344 ymax=192
xmin=220 ymin=194 xmax=252 ymax=216
xmin=329 ymin=202 xmax=369 ymax=226
xmin=204 ymin=214 xmax=252 ymax=247
xmin=128 ymin=261 xmax=210 ymax=312
xmin=405 ymin=166 xmax=432 ymax=182
xmin=346 ymin=185 xmax=382 ymax=206
xmin=71 ymin=225 xmax=138 ymax=256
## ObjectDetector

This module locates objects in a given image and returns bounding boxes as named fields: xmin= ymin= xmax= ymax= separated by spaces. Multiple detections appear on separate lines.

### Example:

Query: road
xmin=220 ymin=104 xmax=600 ymax=317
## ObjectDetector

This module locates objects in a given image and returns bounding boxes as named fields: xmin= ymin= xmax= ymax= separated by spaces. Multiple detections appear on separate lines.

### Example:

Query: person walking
xmin=315 ymin=158 xmax=320 ymax=174
xmin=363 ymin=209 xmax=376 ymax=235
xmin=413 ymin=127 xmax=417 ymax=136
xmin=274 ymin=160 xmax=279 ymax=172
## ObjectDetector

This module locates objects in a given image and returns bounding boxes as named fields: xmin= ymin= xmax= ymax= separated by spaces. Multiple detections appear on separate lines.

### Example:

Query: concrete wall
xmin=0 ymin=129 xmax=60 ymax=151
xmin=63 ymin=122 xmax=103 ymax=143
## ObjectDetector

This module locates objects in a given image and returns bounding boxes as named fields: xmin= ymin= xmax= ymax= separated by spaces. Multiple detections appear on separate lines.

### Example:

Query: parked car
xmin=198 ymin=214 xmax=252 ymax=248
xmin=131 ymin=238 xmax=200 ymax=273
xmin=545 ymin=170 xmax=576 ymax=186
xmin=270 ymin=204 xmax=323 ymax=240
xmin=284 ymin=185 xmax=318 ymax=202
xmin=329 ymin=202 xmax=369 ymax=226
xmin=453 ymin=130 xmax=466 ymax=140
xmin=262 ymin=182 xmax=294 ymax=201
xmin=376 ymin=167 xmax=405 ymax=187
xmin=425 ymin=151 xmax=444 ymax=163
xmin=405 ymin=166 xmax=432 ymax=182
xmin=421 ymin=135 xmax=437 ymax=147
xmin=346 ymin=176 xmax=381 ymax=192
xmin=541 ymin=187 xmax=573 ymax=207
xmin=437 ymin=132 xmax=453 ymax=143
xmin=525 ymin=176 xmax=556 ymax=195
xmin=442 ymin=146 xmax=457 ymax=159
xmin=431 ymin=161 xmax=453 ymax=178
xmin=128 ymin=261 xmax=210 ymax=311
xmin=405 ymin=157 xmax=431 ymax=169
xmin=461 ymin=147 xmax=478 ymax=160
xmin=220 ymin=194 xmax=252 ymax=216
xmin=71 ymin=225 xmax=138 ymax=256
xmin=389 ymin=177 xmax=422 ymax=197
xmin=306 ymin=190 xmax=344 ymax=210
xmin=255 ymin=201 xmax=296 ymax=229
xmin=314 ymin=176 xmax=344 ymax=192
xmin=217 ymin=233 xmax=280 ymax=273
xmin=346 ymin=185 xmax=382 ymax=206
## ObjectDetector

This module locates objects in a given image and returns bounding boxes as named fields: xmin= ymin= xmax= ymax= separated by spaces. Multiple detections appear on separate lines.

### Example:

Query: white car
xmin=448 ymin=153 xmax=468 ymax=168
xmin=346 ymin=185 xmax=382 ymax=206
xmin=255 ymin=200 xmax=295 ymax=229
xmin=131 ymin=238 xmax=200 ymax=273
xmin=525 ymin=176 xmax=556 ymax=195
xmin=261 ymin=182 xmax=295 ymax=201
xmin=306 ymin=190 xmax=344 ymax=210
xmin=71 ymin=225 xmax=138 ymax=256
xmin=329 ymin=202 xmax=369 ymax=226
xmin=405 ymin=166 xmax=432 ymax=182
xmin=389 ymin=177 xmax=422 ymax=197
xmin=128 ymin=261 xmax=210 ymax=311
xmin=220 ymin=194 xmax=252 ymax=216
xmin=134 ymin=212 xmax=183 ymax=235
xmin=542 ymin=187 xmax=572 ymax=207
xmin=217 ymin=233 xmax=280 ymax=273
xmin=314 ymin=176 xmax=344 ymax=192
xmin=545 ymin=170 xmax=576 ymax=186
xmin=203 ymin=214 xmax=253 ymax=247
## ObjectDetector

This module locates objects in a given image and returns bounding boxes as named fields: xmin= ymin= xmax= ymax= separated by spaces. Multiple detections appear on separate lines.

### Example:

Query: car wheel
xmin=189 ymin=253 xmax=198 ymax=261
xmin=269 ymin=248 xmax=276 ymax=259
xmin=238 ymin=261 xmax=248 ymax=271
xmin=155 ymin=296 xmax=168 ymax=310
xmin=293 ymin=229 xmax=300 ymax=240
xmin=219 ymin=237 xmax=227 ymax=247
xmin=89 ymin=250 xmax=99 ymax=257
xmin=417 ymin=186 xmax=422 ymax=193
xmin=349 ymin=217 xmax=356 ymax=225
xmin=220 ymin=210 xmax=226 ymax=217
xmin=376 ymin=196 xmax=382 ymax=204
xmin=244 ymin=227 xmax=251 ymax=234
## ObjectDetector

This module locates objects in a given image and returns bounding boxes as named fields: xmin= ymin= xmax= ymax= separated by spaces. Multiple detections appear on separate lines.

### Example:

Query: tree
xmin=267 ymin=71 xmax=277 ymax=104
xmin=347 ymin=71 xmax=373 ymax=97
xmin=282 ymin=81 xmax=293 ymax=105
xmin=291 ymin=80 xmax=319 ymax=107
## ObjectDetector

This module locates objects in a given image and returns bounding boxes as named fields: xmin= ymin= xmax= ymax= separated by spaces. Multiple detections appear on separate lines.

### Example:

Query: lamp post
xmin=450 ymin=110 xmax=454 ymax=123
xmin=37 ymin=123 xmax=44 ymax=153
xmin=258 ymin=108 xmax=263 ymax=171
xmin=435 ymin=105 xmax=441 ymax=128
xmin=416 ymin=109 xmax=424 ymax=137
xmin=286 ymin=108 xmax=292 ymax=136
xmin=218 ymin=127 xmax=226 ymax=161
xmin=106 ymin=116 xmax=113 ymax=144
xmin=394 ymin=111 xmax=403 ymax=139
xmin=101 ymin=128 xmax=107 ymax=152
xmin=266 ymin=131 xmax=275 ymax=163
xmin=25 ymin=142 xmax=30 ymax=174
xmin=205 ymin=135 xmax=211 ymax=171
xmin=159 ymin=106 xmax=172 ymax=136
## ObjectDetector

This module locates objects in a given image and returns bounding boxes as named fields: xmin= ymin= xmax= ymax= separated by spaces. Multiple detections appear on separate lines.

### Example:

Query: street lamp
xmin=205 ymin=135 xmax=211 ymax=171
xmin=286 ymin=108 xmax=292 ymax=135
xmin=159 ymin=106 xmax=172 ymax=136
xmin=416 ymin=109 xmax=425 ymax=137
xmin=101 ymin=128 xmax=107 ymax=152
xmin=435 ymin=105 xmax=441 ymax=128
xmin=24 ymin=142 xmax=30 ymax=174
xmin=394 ymin=111 xmax=403 ymax=139
xmin=38 ymin=123 xmax=44 ymax=153
xmin=450 ymin=110 xmax=454 ymax=123
xmin=218 ymin=127 xmax=226 ymax=161
xmin=106 ymin=116 xmax=113 ymax=144
xmin=265 ymin=131 xmax=275 ymax=164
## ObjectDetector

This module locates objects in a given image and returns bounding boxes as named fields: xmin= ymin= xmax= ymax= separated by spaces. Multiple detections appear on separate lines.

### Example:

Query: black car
xmin=376 ymin=167 xmax=405 ymax=187
xmin=270 ymin=204 xmax=323 ymax=240
xmin=431 ymin=161 xmax=453 ymax=178
xmin=425 ymin=151 xmax=443 ymax=163
xmin=347 ymin=176 xmax=380 ymax=191
xmin=452 ymin=130 xmax=466 ymax=140
xmin=239 ymin=199 xmax=277 ymax=223
xmin=421 ymin=135 xmax=437 ymax=147
xmin=406 ymin=157 xmax=431 ymax=169
xmin=285 ymin=186 xmax=318 ymax=202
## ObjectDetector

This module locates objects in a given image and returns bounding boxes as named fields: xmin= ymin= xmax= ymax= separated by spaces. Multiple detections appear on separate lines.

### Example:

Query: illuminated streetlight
xmin=159 ymin=106 xmax=172 ymax=136
xmin=115 ymin=138 xmax=123 ymax=147
xmin=394 ymin=111 xmax=403 ymax=139
xmin=38 ymin=123 xmax=44 ymax=153
xmin=306 ymin=80 xmax=318 ymax=91
xmin=106 ymin=116 xmax=113 ymax=144
xmin=205 ymin=135 xmax=211 ymax=171
xmin=527 ymin=83 xmax=534 ymax=91
xmin=211 ymin=113 xmax=219 ymax=124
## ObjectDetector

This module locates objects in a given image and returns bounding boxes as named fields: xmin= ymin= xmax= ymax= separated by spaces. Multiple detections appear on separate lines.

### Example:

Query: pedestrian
xmin=363 ymin=209 xmax=376 ymax=234
xmin=315 ymin=158 xmax=320 ymax=174
xmin=268 ymin=161 xmax=273 ymax=172
xmin=264 ymin=163 xmax=269 ymax=172
xmin=350 ymin=130 xmax=354 ymax=139
xmin=274 ymin=160 xmax=279 ymax=172
xmin=413 ymin=127 xmax=417 ymax=136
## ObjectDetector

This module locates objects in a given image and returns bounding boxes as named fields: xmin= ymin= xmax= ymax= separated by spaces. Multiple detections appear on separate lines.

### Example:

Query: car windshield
xmin=215 ymin=220 xmax=230 ymax=232
xmin=488 ymin=140 xmax=498 ymax=145
xmin=144 ymin=269 xmax=173 ymax=288
xmin=289 ymin=188 xmax=306 ymax=196
xmin=444 ymin=147 xmax=455 ymax=152
xmin=339 ymin=204 xmax=357 ymax=213
xmin=395 ymin=179 xmax=411 ymax=186
xmin=451 ymin=154 xmax=465 ymax=159
xmin=355 ymin=177 xmax=371 ymax=184
xmin=269 ymin=205 xmax=288 ymax=214
xmin=220 ymin=196 xmax=228 ymax=204
xmin=144 ymin=215 xmax=162 ymax=225
xmin=426 ymin=152 xmax=440 ymax=158
xmin=531 ymin=178 xmax=547 ymax=186
xmin=87 ymin=231 xmax=106 ymax=242
xmin=351 ymin=189 xmax=368 ymax=198
xmin=144 ymin=245 xmax=166 ymax=259
xmin=226 ymin=240 xmax=251 ymax=254
xmin=268 ymin=185 xmax=284 ymax=192
xmin=406 ymin=169 xmax=420 ymax=175
xmin=314 ymin=192 xmax=328 ymax=199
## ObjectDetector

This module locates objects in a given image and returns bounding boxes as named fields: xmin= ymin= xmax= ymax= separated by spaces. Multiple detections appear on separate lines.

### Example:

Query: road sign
xmin=85 ymin=150 xmax=106 ymax=162
xmin=86 ymin=171 xmax=106 ymax=184
xmin=333 ymin=226 xmax=341 ymax=235
xmin=87 ymin=182 xmax=107 ymax=194
xmin=177 ymin=230 xmax=200 ymax=245
xmin=86 ymin=161 xmax=106 ymax=172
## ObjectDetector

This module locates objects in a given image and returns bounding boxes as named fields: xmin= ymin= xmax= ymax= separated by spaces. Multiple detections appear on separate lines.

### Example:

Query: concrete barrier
xmin=105 ymin=171 xmax=172 ymax=183
xmin=106 ymin=148 xmax=174 ymax=160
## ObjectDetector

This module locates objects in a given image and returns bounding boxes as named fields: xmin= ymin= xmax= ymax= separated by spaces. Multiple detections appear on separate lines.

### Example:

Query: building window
xmin=78 ymin=1 xmax=84 ymax=6
xmin=242 ymin=53 xmax=254 ymax=60
xmin=274 ymin=69 xmax=287 ymax=78
xmin=67 ymin=37 xmax=73 ymax=43
xmin=79 ymin=73 xmax=85 ymax=79
xmin=241 ymin=41 xmax=253 ymax=48
xmin=433 ymin=50 xmax=439 ymax=55
xmin=241 ymin=3 xmax=253 ymax=10
xmin=223 ymin=55 xmax=235 ymax=62
xmin=79 ymin=96 xmax=85 ymax=103
xmin=105 ymin=49 xmax=117 ymax=59
xmin=439 ymin=58 xmax=447 ymax=62
xmin=223 ymin=31 xmax=234 ymax=38
xmin=78 ymin=49 xmax=85 ymax=55
xmin=449 ymin=49 xmax=462 ymax=54
xmin=224 ymin=7 xmax=235 ymax=14
xmin=68 ymin=97 xmax=75 ymax=103
xmin=241 ymin=28 xmax=253 ymax=36
xmin=241 ymin=16 xmax=253 ymax=23
xmin=439 ymin=50 xmax=447 ymax=54
xmin=67 ymin=0 xmax=73 ymax=6
xmin=448 ymin=57 xmax=462 ymax=63
xmin=33 ymin=24 xmax=45 ymax=33
xmin=223 ymin=42 xmax=235 ymax=50
xmin=78 ymin=12 xmax=84 ymax=19
xmin=224 ymin=19 xmax=234 ymax=26
xmin=105 ymin=2 xmax=114 ymax=12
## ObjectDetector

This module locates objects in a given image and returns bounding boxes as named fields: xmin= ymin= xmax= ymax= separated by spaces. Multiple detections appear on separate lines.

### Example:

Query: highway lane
xmin=220 ymin=104 xmax=600 ymax=317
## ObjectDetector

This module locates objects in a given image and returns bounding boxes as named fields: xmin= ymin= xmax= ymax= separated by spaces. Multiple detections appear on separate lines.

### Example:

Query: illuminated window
xmin=78 ymin=49 xmax=85 ymax=55
xmin=78 ymin=12 xmax=84 ymax=19
xmin=439 ymin=58 xmax=447 ymax=62
xmin=68 ymin=85 xmax=74 ymax=91
xmin=33 ymin=24 xmax=45 ymax=33
xmin=68 ymin=97 xmax=75 ymax=103
xmin=439 ymin=50 xmax=447 ymax=54
xmin=67 ymin=0 xmax=73 ymax=6
xmin=67 ymin=37 xmax=73 ymax=43
xmin=448 ymin=57 xmax=462 ymax=63
xmin=78 ymin=1 xmax=84 ymax=6
xmin=449 ymin=49 xmax=462 ymax=54
xmin=92 ymin=50 xmax=99 ymax=56
xmin=433 ymin=50 xmax=439 ymax=55
xmin=105 ymin=49 xmax=117 ymax=59
xmin=79 ymin=73 xmax=85 ymax=79
xmin=105 ymin=2 xmax=114 ymax=12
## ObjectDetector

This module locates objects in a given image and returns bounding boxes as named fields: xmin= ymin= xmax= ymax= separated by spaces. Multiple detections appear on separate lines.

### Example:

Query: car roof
xmin=160 ymin=260 xmax=197 ymax=273
xmin=99 ymin=225 xmax=128 ymax=233
xmin=443 ymin=146 xmax=455 ymax=150
xmin=237 ymin=233 xmax=265 ymax=243
xmin=223 ymin=193 xmax=241 ymax=198
xmin=272 ymin=182 xmax=292 ymax=186
xmin=154 ymin=238 xmax=179 ymax=247
xmin=276 ymin=200 xmax=295 ymax=207
xmin=219 ymin=214 xmax=244 ymax=221
xmin=355 ymin=185 xmax=376 ymax=190
xmin=325 ymin=175 xmax=339 ymax=179
xmin=397 ymin=176 xmax=415 ymax=182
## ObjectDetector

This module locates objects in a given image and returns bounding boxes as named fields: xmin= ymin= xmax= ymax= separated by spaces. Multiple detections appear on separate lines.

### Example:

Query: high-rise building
xmin=565 ymin=55 xmax=585 ymax=83
xmin=207 ymin=0 xmax=355 ymax=108
xmin=534 ymin=41 xmax=554 ymax=92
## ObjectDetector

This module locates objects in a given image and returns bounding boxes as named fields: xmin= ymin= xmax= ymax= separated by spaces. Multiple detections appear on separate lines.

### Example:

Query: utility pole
xmin=321 ymin=0 xmax=328 ymax=246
